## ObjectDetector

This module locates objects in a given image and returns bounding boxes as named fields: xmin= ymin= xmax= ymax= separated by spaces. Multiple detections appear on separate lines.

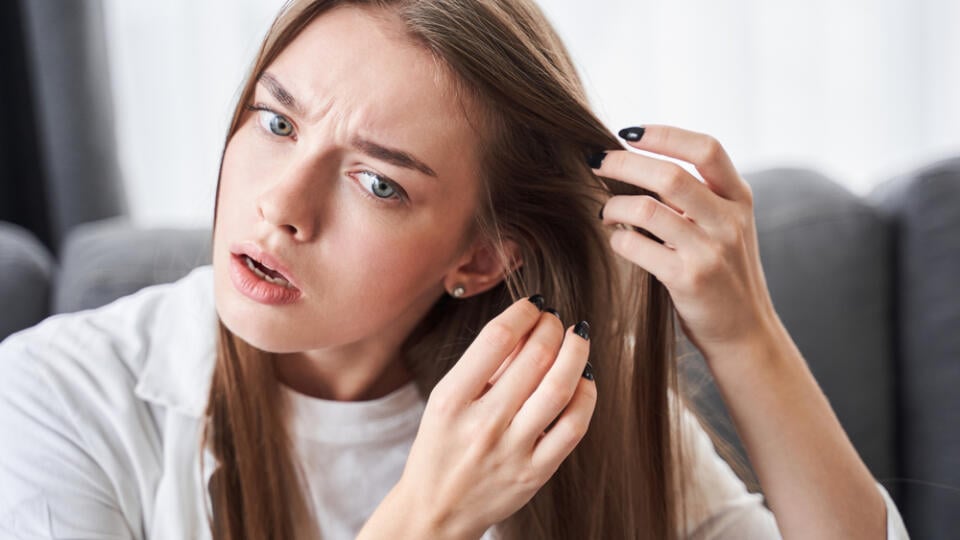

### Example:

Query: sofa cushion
xmin=680 ymin=168 xmax=897 ymax=499
xmin=53 ymin=217 xmax=212 ymax=313
xmin=0 ymin=221 xmax=55 ymax=341
xmin=870 ymin=156 xmax=960 ymax=539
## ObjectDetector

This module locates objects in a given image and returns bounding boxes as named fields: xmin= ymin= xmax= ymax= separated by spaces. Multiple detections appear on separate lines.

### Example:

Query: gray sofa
xmin=4 ymin=1 xmax=956 ymax=537
xmin=1 ymin=160 xmax=958 ymax=538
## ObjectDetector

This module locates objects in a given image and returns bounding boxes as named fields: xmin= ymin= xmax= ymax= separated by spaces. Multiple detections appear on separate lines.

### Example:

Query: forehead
xmin=264 ymin=5 xmax=477 ymax=156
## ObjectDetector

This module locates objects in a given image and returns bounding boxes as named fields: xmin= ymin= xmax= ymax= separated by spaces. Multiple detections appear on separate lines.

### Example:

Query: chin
xmin=218 ymin=309 xmax=304 ymax=354
xmin=213 ymin=293 xmax=293 ymax=354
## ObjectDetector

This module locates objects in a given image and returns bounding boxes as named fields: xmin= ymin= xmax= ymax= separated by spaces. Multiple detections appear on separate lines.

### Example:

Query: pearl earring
xmin=451 ymin=285 xmax=466 ymax=298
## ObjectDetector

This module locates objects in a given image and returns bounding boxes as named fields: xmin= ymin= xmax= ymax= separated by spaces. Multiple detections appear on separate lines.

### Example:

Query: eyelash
xmin=244 ymin=103 xmax=408 ymax=206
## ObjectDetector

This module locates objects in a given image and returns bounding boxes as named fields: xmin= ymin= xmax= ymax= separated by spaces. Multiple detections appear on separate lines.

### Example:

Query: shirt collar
xmin=134 ymin=265 xmax=218 ymax=418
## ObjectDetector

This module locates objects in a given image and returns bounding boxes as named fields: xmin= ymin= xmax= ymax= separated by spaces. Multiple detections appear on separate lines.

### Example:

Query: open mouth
xmin=240 ymin=254 xmax=294 ymax=288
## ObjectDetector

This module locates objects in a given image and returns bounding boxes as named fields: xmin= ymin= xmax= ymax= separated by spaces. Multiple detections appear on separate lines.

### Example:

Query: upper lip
xmin=230 ymin=241 xmax=302 ymax=290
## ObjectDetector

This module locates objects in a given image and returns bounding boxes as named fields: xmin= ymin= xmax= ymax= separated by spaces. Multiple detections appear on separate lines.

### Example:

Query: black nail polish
xmin=581 ymin=361 xmax=595 ymax=381
xmin=598 ymin=205 xmax=605 ymax=220
xmin=618 ymin=127 xmax=645 ymax=142
xmin=586 ymin=151 xmax=607 ymax=169
xmin=544 ymin=307 xmax=561 ymax=321
xmin=527 ymin=294 xmax=545 ymax=311
xmin=573 ymin=320 xmax=590 ymax=341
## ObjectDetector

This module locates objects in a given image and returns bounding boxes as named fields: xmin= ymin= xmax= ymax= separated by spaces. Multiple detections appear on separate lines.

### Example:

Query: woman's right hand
xmin=394 ymin=295 xmax=597 ymax=539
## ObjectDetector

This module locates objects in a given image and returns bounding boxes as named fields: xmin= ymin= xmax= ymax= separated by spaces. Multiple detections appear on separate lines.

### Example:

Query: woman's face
xmin=212 ymin=6 xmax=488 ymax=355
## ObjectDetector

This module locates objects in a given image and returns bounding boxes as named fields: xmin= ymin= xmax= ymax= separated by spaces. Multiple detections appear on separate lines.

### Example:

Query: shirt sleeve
xmin=0 ymin=334 xmax=136 ymax=539
xmin=676 ymin=403 xmax=911 ymax=539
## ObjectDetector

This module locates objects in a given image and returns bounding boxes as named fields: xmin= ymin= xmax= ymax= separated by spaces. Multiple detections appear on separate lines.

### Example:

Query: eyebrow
xmin=350 ymin=137 xmax=437 ymax=178
xmin=257 ymin=72 xmax=438 ymax=178
xmin=259 ymin=72 xmax=305 ymax=118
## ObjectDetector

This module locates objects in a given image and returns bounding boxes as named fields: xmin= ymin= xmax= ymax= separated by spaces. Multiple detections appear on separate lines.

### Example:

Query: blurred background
xmin=4 ymin=0 xmax=959 ymax=236
xmin=1 ymin=1 xmax=957 ymax=538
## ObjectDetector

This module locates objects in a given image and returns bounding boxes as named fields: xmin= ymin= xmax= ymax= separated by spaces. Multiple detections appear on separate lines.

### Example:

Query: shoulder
xmin=0 ymin=266 xmax=216 ymax=534
xmin=1 ymin=283 xmax=161 ymax=393
xmin=0 ymin=264 xmax=216 ymax=411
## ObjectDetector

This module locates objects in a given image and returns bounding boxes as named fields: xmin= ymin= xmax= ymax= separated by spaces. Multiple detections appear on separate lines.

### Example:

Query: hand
xmin=592 ymin=125 xmax=779 ymax=360
xmin=396 ymin=296 xmax=596 ymax=539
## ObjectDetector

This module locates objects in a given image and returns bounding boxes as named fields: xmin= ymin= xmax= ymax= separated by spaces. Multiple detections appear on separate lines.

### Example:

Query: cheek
xmin=221 ymin=131 xmax=270 ymax=191
xmin=215 ymin=133 xmax=272 ymax=228
xmin=324 ymin=217 xmax=455 ymax=294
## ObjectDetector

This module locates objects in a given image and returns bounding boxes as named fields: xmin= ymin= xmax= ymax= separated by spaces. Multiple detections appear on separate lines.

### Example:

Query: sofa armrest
xmin=53 ymin=217 xmax=211 ymax=314
xmin=0 ymin=221 xmax=55 ymax=341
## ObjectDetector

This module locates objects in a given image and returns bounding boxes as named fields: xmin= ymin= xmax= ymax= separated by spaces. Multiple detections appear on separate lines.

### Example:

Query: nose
xmin=255 ymin=156 xmax=330 ymax=242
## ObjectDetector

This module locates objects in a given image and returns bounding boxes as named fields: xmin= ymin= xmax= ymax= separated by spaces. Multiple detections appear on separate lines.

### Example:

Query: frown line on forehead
xmin=257 ymin=71 xmax=438 ymax=179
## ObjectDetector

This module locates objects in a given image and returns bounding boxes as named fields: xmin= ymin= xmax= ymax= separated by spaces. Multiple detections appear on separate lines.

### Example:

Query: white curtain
xmin=101 ymin=0 xmax=960 ymax=227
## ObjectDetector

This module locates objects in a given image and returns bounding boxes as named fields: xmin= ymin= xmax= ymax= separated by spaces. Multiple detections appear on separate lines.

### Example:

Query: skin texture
xmin=594 ymin=125 xmax=887 ymax=539
xmin=211 ymin=4 xmax=887 ymax=538
xmin=212 ymin=6 xmax=519 ymax=402
xmin=360 ymin=297 xmax=596 ymax=540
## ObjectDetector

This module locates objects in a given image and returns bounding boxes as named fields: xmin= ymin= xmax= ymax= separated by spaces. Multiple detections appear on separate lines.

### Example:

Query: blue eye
xmin=246 ymin=105 xmax=294 ymax=137
xmin=355 ymin=170 xmax=404 ymax=202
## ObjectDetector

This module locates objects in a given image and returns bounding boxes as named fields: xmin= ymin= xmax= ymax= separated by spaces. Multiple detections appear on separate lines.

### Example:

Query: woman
xmin=0 ymin=0 xmax=908 ymax=539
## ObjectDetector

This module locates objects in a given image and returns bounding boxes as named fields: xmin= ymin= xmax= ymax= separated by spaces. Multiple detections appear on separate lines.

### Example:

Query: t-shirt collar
xmin=134 ymin=265 xmax=218 ymax=419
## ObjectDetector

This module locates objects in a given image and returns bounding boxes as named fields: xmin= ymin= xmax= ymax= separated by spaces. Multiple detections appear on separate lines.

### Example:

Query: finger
xmin=609 ymin=228 xmax=680 ymax=284
xmin=601 ymin=194 xmax=708 ymax=249
xmin=530 ymin=368 xmax=597 ymax=479
xmin=480 ymin=310 xmax=566 ymax=427
xmin=481 ymin=334 xmax=529 ymax=396
xmin=617 ymin=124 xmax=750 ymax=203
xmin=442 ymin=295 xmax=544 ymax=402
xmin=507 ymin=323 xmax=591 ymax=449
xmin=593 ymin=150 xmax=725 ymax=228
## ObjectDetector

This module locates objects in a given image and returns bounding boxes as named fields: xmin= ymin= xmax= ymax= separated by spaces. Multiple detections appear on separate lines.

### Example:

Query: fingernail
xmin=527 ymin=294 xmax=545 ymax=311
xmin=586 ymin=151 xmax=607 ymax=169
xmin=573 ymin=320 xmax=590 ymax=341
xmin=618 ymin=126 xmax=645 ymax=142
xmin=544 ymin=307 xmax=562 ymax=322
xmin=598 ymin=205 xmax=605 ymax=220
xmin=581 ymin=361 xmax=595 ymax=381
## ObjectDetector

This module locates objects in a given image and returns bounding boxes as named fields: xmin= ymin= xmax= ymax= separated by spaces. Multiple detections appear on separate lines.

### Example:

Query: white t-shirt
xmin=0 ymin=266 xmax=908 ymax=539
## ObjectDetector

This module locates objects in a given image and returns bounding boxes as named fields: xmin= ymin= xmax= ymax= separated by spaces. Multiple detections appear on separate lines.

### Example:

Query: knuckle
xmin=468 ymin=414 xmax=504 ymax=449
xmin=426 ymin=386 xmax=459 ymax=420
xmin=481 ymin=321 xmax=518 ymax=351
xmin=698 ymin=135 xmax=724 ymax=164
xmin=716 ymin=216 xmax=742 ymax=246
xmin=515 ymin=467 xmax=543 ymax=491
xmin=682 ymin=263 xmax=709 ymax=290
xmin=728 ymin=207 xmax=749 ymax=231
xmin=539 ymin=379 xmax=570 ymax=411
xmin=741 ymin=184 xmax=756 ymax=206
xmin=633 ymin=196 xmax=659 ymax=224
xmin=688 ymin=249 xmax=723 ymax=287
xmin=552 ymin=420 xmax=586 ymax=451
xmin=683 ymin=271 xmax=705 ymax=291
xmin=525 ymin=339 xmax=558 ymax=367
xmin=706 ymin=245 xmax=726 ymax=270
xmin=659 ymin=165 xmax=687 ymax=198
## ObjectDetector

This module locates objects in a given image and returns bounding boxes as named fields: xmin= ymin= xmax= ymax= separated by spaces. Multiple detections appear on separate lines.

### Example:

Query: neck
xmin=274 ymin=347 xmax=414 ymax=402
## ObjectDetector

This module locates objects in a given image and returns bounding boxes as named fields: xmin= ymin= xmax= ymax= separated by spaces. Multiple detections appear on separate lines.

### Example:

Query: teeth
xmin=243 ymin=255 xmax=292 ymax=288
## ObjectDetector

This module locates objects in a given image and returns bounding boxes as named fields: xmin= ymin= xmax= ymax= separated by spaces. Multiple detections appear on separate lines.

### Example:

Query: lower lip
xmin=229 ymin=253 xmax=302 ymax=305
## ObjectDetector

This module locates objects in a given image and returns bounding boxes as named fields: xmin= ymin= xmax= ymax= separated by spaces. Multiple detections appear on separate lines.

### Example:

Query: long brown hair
xmin=203 ymin=1 xmax=697 ymax=538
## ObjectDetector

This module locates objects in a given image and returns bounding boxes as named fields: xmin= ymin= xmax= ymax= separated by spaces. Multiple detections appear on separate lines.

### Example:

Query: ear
xmin=443 ymin=237 xmax=523 ymax=298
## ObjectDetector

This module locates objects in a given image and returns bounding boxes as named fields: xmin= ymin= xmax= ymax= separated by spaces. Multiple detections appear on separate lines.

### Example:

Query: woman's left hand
xmin=592 ymin=124 xmax=778 ymax=361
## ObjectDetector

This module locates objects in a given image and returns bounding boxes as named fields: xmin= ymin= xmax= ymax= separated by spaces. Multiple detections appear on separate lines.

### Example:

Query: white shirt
xmin=0 ymin=266 xmax=909 ymax=539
